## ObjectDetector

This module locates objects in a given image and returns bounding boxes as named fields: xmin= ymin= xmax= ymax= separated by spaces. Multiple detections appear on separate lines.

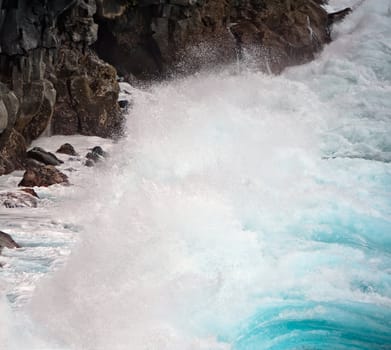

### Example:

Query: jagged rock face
xmin=93 ymin=0 xmax=330 ymax=78
xmin=0 ymin=0 xmax=121 ymax=175
xmin=52 ymin=49 xmax=121 ymax=137
xmin=0 ymin=128 xmax=26 ymax=174
xmin=0 ymin=0 xmax=332 ymax=175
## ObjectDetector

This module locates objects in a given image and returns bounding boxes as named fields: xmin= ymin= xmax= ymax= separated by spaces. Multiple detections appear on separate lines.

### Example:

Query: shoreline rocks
xmin=0 ymin=231 xmax=20 ymax=251
xmin=18 ymin=164 xmax=69 ymax=188
xmin=27 ymin=147 xmax=64 ymax=166
xmin=0 ymin=1 xmax=353 ymax=176
xmin=0 ymin=190 xmax=39 ymax=208
xmin=56 ymin=143 xmax=78 ymax=156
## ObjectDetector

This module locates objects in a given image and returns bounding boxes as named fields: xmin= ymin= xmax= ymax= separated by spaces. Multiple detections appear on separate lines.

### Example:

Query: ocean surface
xmin=1 ymin=0 xmax=390 ymax=349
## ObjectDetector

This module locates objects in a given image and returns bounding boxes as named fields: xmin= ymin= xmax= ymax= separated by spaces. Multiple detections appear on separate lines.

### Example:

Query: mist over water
xmin=2 ymin=0 xmax=391 ymax=349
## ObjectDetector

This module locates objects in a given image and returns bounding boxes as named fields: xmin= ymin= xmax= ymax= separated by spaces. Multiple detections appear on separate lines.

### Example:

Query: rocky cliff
xmin=0 ymin=0 xmax=331 ymax=175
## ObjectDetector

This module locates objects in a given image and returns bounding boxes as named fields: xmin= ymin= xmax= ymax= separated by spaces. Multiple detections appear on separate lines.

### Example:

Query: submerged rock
xmin=0 ymin=231 xmax=20 ymax=251
xmin=85 ymin=146 xmax=108 ymax=165
xmin=20 ymin=188 xmax=39 ymax=198
xmin=0 ymin=190 xmax=38 ymax=208
xmin=85 ymin=159 xmax=95 ymax=167
xmin=18 ymin=164 xmax=69 ymax=187
xmin=56 ymin=143 xmax=78 ymax=156
xmin=27 ymin=147 xmax=64 ymax=166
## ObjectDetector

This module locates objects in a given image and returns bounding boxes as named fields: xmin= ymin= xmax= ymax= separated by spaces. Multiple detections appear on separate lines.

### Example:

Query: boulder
xmin=27 ymin=147 xmax=64 ymax=166
xmin=0 ymin=231 xmax=20 ymax=251
xmin=56 ymin=143 xmax=78 ymax=156
xmin=18 ymin=164 xmax=69 ymax=187
xmin=85 ymin=145 xmax=107 ymax=165
xmin=0 ymin=190 xmax=38 ymax=208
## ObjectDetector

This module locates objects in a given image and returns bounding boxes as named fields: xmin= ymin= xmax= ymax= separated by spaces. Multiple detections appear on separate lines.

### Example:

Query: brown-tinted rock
xmin=0 ymin=231 xmax=20 ymax=251
xmin=0 ymin=190 xmax=38 ymax=208
xmin=0 ymin=128 xmax=26 ymax=175
xmin=56 ymin=143 xmax=78 ymax=156
xmin=16 ymin=80 xmax=56 ymax=143
xmin=20 ymin=188 xmax=39 ymax=198
xmin=94 ymin=0 xmax=331 ymax=78
xmin=18 ymin=164 xmax=69 ymax=187
xmin=52 ymin=49 xmax=122 ymax=138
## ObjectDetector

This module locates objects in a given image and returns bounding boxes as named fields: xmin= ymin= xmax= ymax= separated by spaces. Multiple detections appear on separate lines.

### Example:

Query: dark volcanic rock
xmin=0 ymin=0 xmax=122 ymax=175
xmin=27 ymin=147 xmax=64 ymax=166
xmin=56 ymin=143 xmax=78 ymax=156
xmin=52 ymin=49 xmax=122 ymax=137
xmin=0 ymin=128 xmax=26 ymax=175
xmin=0 ymin=231 xmax=20 ymax=251
xmin=91 ymin=146 xmax=107 ymax=157
xmin=85 ymin=159 xmax=95 ymax=167
xmin=85 ymin=145 xmax=107 ymax=165
xmin=93 ymin=0 xmax=331 ymax=78
xmin=328 ymin=7 xmax=352 ymax=25
xmin=19 ymin=164 xmax=69 ymax=187
xmin=0 ymin=0 xmax=336 ymax=175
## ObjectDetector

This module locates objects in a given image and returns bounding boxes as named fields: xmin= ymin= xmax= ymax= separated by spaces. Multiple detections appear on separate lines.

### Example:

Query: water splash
xmin=1 ymin=1 xmax=391 ymax=349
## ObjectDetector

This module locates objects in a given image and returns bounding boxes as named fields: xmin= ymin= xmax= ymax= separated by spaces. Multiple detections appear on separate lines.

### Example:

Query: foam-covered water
xmin=1 ymin=0 xmax=391 ymax=349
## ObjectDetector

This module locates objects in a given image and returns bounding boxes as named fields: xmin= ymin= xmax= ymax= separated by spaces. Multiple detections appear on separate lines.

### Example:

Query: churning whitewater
xmin=1 ymin=0 xmax=391 ymax=349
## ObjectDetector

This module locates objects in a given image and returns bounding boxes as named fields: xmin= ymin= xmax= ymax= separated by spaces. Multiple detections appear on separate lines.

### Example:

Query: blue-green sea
xmin=1 ymin=0 xmax=390 ymax=349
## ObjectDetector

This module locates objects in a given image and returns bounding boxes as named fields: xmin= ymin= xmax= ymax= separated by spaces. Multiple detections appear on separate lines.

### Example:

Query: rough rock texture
xmin=0 ymin=231 xmax=20 ymax=251
xmin=94 ymin=0 xmax=331 ymax=78
xmin=0 ymin=190 xmax=38 ymax=208
xmin=0 ymin=0 xmax=336 ymax=175
xmin=52 ymin=49 xmax=121 ymax=136
xmin=27 ymin=147 xmax=64 ymax=166
xmin=56 ymin=143 xmax=78 ymax=156
xmin=85 ymin=145 xmax=107 ymax=166
xmin=19 ymin=164 xmax=69 ymax=187
xmin=0 ymin=0 xmax=121 ymax=175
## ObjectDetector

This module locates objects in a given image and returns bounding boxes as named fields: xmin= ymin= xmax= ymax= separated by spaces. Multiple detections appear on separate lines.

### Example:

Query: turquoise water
xmin=1 ymin=1 xmax=391 ymax=349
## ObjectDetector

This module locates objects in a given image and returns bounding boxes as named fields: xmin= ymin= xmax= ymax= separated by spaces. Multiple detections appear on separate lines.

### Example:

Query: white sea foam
xmin=1 ymin=1 xmax=391 ymax=349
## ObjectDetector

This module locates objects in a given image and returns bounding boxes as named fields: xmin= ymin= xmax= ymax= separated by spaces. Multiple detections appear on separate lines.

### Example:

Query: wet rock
xmin=27 ymin=147 xmax=63 ymax=166
xmin=0 ymin=191 xmax=38 ymax=208
xmin=85 ymin=146 xmax=107 ymax=165
xmin=0 ymin=231 xmax=20 ymax=251
xmin=84 ymin=159 xmax=95 ymax=167
xmin=18 ymin=164 xmax=69 ymax=187
xmin=52 ymin=50 xmax=122 ymax=138
xmin=91 ymin=146 xmax=107 ymax=157
xmin=0 ymin=0 xmax=332 ymax=175
xmin=16 ymin=80 xmax=57 ymax=143
xmin=93 ymin=0 xmax=330 ymax=78
xmin=56 ymin=143 xmax=78 ymax=156
xmin=0 ymin=0 xmax=122 ymax=174
xmin=0 ymin=128 xmax=26 ymax=175
xmin=118 ymin=100 xmax=129 ymax=109
xmin=20 ymin=188 xmax=39 ymax=198
xmin=328 ymin=8 xmax=352 ymax=25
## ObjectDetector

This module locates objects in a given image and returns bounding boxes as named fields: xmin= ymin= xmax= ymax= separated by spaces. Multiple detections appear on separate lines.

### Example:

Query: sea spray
xmin=1 ymin=0 xmax=390 ymax=349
